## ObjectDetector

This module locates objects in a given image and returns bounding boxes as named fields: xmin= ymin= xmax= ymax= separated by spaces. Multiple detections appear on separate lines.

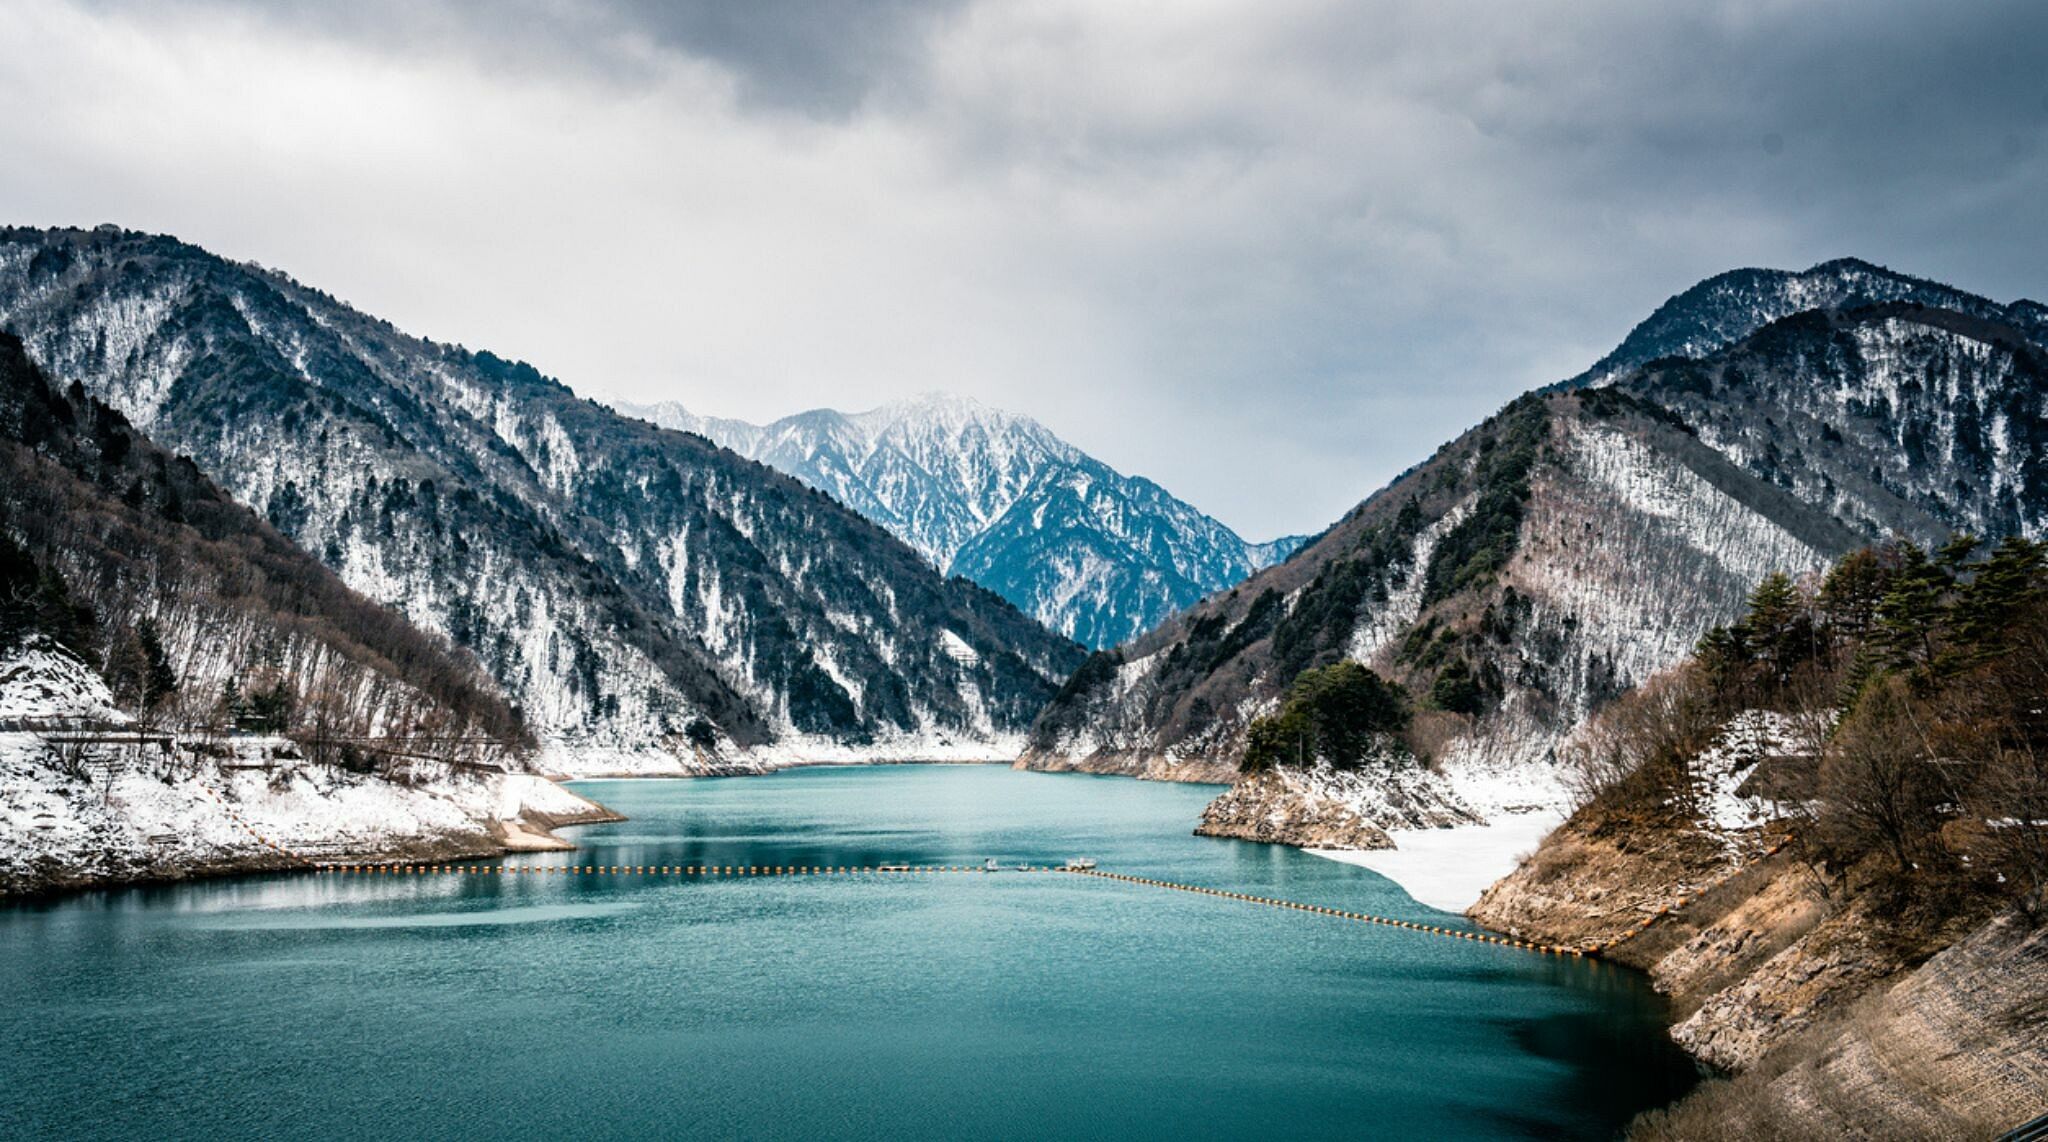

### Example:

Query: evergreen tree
xmin=1242 ymin=661 xmax=1410 ymax=771
xmin=1952 ymin=535 xmax=2046 ymax=660
xmin=1429 ymin=658 xmax=1484 ymax=715
xmin=1817 ymin=547 xmax=1889 ymax=640
xmin=1936 ymin=532 xmax=1981 ymax=574
xmin=137 ymin=618 xmax=177 ymax=711
xmin=1744 ymin=571 xmax=1812 ymax=683
xmin=1694 ymin=623 xmax=1750 ymax=693
xmin=1875 ymin=544 xmax=1951 ymax=672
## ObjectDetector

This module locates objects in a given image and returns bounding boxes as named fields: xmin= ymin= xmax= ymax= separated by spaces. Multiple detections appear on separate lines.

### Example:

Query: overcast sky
xmin=2 ymin=1 xmax=2044 ymax=538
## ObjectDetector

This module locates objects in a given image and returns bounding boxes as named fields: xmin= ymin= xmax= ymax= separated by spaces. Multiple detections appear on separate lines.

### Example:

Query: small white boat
xmin=1063 ymin=857 xmax=1097 ymax=871
xmin=984 ymin=858 xmax=1001 ymax=872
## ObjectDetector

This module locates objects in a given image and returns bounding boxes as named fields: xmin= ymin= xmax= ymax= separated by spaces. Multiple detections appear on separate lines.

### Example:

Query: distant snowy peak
xmin=620 ymin=394 xmax=1304 ymax=646
xmin=624 ymin=393 xmax=1070 ymax=566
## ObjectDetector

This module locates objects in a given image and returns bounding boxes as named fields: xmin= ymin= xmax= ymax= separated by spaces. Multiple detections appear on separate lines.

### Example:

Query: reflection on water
xmin=0 ymin=765 xmax=1696 ymax=1141
xmin=190 ymin=901 xmax=645 ymax=930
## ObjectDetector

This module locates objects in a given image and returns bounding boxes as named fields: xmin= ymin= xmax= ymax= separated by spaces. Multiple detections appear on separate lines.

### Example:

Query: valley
xmin=4 ymin=235 xmax=2046 ymax=1139
xmin=9 ymin=5 xmax=2045 ymax=1138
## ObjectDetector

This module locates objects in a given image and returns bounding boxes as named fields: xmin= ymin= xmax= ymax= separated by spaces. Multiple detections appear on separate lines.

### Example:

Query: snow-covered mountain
xmin=1025 ymin=261 xmax=2048 ymax=806
xmin=0 ymin=227 xmax=1086 ymax=768
xmin=1569 ymin=256 xmax=2038 ymax=386
xmin=0 ymin=329 xmax=518 ymax=743
xmin=619 ymin=393 xmax=1305 ymax=648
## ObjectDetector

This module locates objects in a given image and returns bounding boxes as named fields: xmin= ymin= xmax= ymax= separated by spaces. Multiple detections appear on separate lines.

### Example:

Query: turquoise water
xmin=0 ymin=766 xmax=1696 ymax=1140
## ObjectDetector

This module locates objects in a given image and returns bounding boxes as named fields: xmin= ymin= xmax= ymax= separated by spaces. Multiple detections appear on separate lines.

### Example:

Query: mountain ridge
xmin=1024 ymin=260 xmax=2048 ymax=815
xmin=1570 ymin=256 xmax=2044 ymax=387
xmin=0 ymin=225 xmax=1085 ymax=770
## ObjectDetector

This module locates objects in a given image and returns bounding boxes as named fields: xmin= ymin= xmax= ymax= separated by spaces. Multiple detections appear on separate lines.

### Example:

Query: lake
xmin=0 ymin=765 xmax=1697 ymax=1139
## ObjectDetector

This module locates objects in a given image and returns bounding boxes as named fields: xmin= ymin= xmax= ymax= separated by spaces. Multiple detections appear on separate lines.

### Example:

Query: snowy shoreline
xmin=0 ymin=727 xmax=620 ymax=899
xmin=1307 ymin=808 xmax=1567 ymax=914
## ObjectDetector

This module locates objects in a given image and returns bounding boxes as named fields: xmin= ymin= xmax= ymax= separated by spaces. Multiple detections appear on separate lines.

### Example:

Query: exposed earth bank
xmin=1470 ymin=806 xmax=2048 ymax=1138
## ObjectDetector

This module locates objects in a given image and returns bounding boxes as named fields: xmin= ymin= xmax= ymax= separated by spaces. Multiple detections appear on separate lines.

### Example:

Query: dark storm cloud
xmin=82 ymin=0 xmax=969 ymax=114
xmin=9 ymin=1 xmax=2048 ymax=536
xmin=599 ymin=0 xmax=969 ymax=114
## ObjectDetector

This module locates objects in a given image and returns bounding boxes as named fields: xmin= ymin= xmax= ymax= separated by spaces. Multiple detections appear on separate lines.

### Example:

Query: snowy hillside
xmin=622 ymin=393 xmax=1304 ymax=647
xmin=0 ymin=227 xmax=1084 ymax=766
xmin=1026 ymin=391 xmax=1848 ymax=796
xmin=0 ymin=638 xmax=612 ymax=896
xmin=1025 ymin=265 xmax=2048 ymax=850
xmin=1625 ymin=305 xmax=2048 ymax=543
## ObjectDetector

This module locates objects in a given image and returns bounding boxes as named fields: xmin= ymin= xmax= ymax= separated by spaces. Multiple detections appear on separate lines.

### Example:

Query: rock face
xmin=1629 ymin=906 xmax=2048 ymax=1139
xmin=1714 ymin=913 xmax=2048 ymax=1138
xmin=1193 ymin=763 xmax=1480 ymax=849
xmin=1468 ymin=725 xmax=2048 ymax=1138
xmin=622 ymin=393 xmax=1304 ymax=648
xmin=0 ymin=226 xmax=1085 ymax=762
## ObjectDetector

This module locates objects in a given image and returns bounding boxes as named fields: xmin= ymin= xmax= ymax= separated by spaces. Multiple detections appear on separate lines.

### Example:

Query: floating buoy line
xmin=1064 ymin=868 xmax=1584 ymax=956
xmin=201 ymin=788 xmax=1691 ymax=960
xmin=300 ymin=860 xmax=1583 ymax=958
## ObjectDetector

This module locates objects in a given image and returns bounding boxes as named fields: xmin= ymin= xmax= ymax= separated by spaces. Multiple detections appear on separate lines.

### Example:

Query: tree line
xmin=0 ymin=330 xmax=526 ymax=769
xmin=1572 ymin=535 xmax=2048 ymax=928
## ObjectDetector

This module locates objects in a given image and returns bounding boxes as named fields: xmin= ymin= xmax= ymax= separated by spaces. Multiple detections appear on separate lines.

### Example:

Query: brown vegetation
xmin=0 ymin=330 xmax=526 ymax=762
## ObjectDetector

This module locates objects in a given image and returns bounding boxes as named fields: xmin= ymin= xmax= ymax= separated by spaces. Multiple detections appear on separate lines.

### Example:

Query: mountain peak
xmin=1570 ymin=256 xmax=2024 ymax=388
xmin=856 ymin=390 xmax=1043 ymax=437
xmin=615 ymin=388 xmax=1301 ymax=646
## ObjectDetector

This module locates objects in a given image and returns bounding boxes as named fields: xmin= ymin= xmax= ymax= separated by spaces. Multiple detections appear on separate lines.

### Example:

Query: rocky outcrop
xmin=1193 ymin=762 xmax=1480 ymax=849
xmin=1472 ymin=802 xmax=2047 ymax=1137
xmin=1666 ymin=900 xmax=1898 ymax=1071
xmin=1633 ymin=911 xmax=2048 ymax=1140
xmin=1017 ymin=749 xmax=1240 ymax=785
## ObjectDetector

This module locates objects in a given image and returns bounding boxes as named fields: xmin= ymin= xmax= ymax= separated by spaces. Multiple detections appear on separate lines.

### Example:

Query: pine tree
xmin=1745 ymin=572 xmax=1806 ymax=681
xmin=1818 ymin=547 xmax=1889 ymax=640
xmin=1875 ymin=544 xmax=1951 ymax=673
xmin=1242 ymin=661 xmax=1411 ymax=770
xmin=137 ymin=618 xmax=177 ymax=711
xmin=1695 ymin=624 xmax=1751 ymax=693
xmin=1952 ymin=535 xmax=2046 ymax=660
xmin=1429 ymin=658 xmax=1484 ymax=715
xmin=1936 ymin=532 xmax=1982 ymax=573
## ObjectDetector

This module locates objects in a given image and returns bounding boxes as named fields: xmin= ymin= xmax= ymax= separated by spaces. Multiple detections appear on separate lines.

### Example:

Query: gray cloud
xmin=6 ymin=0 xmax=2046 ymax=538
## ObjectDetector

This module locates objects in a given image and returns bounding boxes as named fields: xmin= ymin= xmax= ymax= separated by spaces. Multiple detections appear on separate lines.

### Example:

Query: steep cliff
xmin=1470 ymin=544 xmax=2048 ymax=1137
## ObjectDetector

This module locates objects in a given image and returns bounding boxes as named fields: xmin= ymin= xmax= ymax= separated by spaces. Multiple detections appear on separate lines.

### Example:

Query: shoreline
xmin=1306 ymin=808 xmax=1568 ymax=914
xmin=11 ymin=756 xmax=1542 ymax=919
xmin=557 ymin=756 xmax=1018 ymax=780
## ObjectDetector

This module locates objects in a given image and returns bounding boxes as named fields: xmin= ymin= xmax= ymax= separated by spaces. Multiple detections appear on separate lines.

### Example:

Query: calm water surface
xmin=1 ymin=765 xmax=1696 ymax=1140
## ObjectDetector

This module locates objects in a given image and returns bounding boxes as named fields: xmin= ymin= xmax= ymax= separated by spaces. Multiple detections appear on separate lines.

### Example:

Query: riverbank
xmin=0 ymin=732 xmax=619 ymax=898
xmin=1470 ymin=788 xmax=2048 ymax=1137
